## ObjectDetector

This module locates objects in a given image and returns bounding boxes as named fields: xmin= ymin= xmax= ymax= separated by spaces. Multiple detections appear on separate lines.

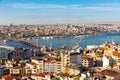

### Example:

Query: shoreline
xmin=0 ymin=31 xmax=119 ymax=42
xmin=0 ymin=32 xmax=120 ymax=49
xmin=0 ymin=34 xmax=90 ymax=41
xmin=0 ymin=31 xmax=118 ymax=42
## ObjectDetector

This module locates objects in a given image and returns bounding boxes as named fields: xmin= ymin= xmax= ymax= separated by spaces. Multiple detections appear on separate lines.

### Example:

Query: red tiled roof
xmin=102 ymin=70 xmax=109 ymax=75
xmin=23 ymin=74 xmax=31 ymax=77
xmin=82 ymin=55 xmax=91 ymax=60
xmin=32 ymin=73 xmax=49 ymax=77
xmin=113 ymin=51 xmax=120 ymax=57
xmin=32 ymin=57 xmax=43 ymax=60
xmin=44 ymin=60 xmax=55 ymax=63
xmin=55 ymin=58 xmax=61 ymax=62
xmin=2 ymin=75 xmax=12 ymax=80
xmin=95 ymin=74 xmax=103 ymax=78
xmin=44 ymin=56 xmax=61 ymax=63
xmin=3 ymin=66 xmax=7 ymax=68
xmin=13 ymin=56 xmax=22 ymax=60
xmin=28 ymin=62 xmax=36 ymax=65
xmin=2 ymin=75 xmax=18 ymax=80
xmin=13 ymin=66 xmax=24 ymax=69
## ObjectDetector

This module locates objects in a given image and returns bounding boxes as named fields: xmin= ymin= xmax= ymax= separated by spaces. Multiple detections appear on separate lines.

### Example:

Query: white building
xmin=87 ymin=45 xmax=98 ymax=50
xmin=102 ymin=55 xmax=109 ymax=69
xmin=31 ymin=73 xmax=50 ymax=80
xmin=44 ymin=61 xmax=54 ymax=73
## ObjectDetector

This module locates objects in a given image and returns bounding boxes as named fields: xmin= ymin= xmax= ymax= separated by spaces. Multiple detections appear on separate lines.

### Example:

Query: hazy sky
xmin=0 ymin=0 xmax=120 ymax=24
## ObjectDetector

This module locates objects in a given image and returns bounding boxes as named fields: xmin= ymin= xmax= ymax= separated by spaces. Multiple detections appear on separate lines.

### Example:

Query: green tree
xmin=51 ymin=76 xmax=60 ymax=80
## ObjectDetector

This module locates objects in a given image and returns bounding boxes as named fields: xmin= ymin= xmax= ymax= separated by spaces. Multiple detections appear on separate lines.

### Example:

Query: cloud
xmin=7 ymin=3 xmax=67 ymax=9
xmin=6 ymin=3 xmax=82 ymax=9
xmin=6 ymin=3 xmax=120 ymax=11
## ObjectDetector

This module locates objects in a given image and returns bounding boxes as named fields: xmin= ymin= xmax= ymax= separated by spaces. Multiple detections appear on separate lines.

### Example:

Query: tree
xmin=51 ymin=76 xmax=60 ymax=80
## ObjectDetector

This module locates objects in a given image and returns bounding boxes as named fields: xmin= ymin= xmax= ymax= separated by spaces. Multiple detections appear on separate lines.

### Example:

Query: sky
xmin=0 ymin=0 xmax=120 ymax=25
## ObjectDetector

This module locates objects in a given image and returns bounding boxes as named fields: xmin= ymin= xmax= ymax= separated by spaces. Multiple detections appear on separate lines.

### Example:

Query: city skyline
xmin=0 ymin=0 xmax=120 ymax=25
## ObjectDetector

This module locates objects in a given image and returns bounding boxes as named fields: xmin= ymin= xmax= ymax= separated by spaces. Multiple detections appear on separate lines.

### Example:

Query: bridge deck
xmin=14 ymin=39 xmax=42 ymax=48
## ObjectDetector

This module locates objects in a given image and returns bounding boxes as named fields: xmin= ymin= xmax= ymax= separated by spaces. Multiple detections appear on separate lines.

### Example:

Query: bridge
xmin=0 ymin=45 xmax=14 ymax=50
xmin=14 ymin=39 xmax=42 ymax=48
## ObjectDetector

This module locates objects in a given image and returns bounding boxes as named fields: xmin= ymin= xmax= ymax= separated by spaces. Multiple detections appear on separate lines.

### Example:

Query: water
xmin=0 ymin=32 xmax=120 ymax=49
xmin=31 ymin=32 xmax=120 ymax=48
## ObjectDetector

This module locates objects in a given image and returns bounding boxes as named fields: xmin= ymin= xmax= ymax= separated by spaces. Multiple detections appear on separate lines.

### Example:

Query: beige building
xmin=26 ymin=58 xmax=44 ymax=74
xmin=26 ymin=56 xmax=61 ymax=74
xmin=61 ymin=50 xmax=81 ymax=67
xmin=61 ymin=53 xmax=71 ymax=67
xmin=54 ymin=61 xmax=61 ymax=74
xmin=81 ymin=55 xmax=94 ymax=67
xmin=43 ymin=58 xmax=61 ymax=73
xmin=32 ymin=58 xmax=44 ymax=73
xmin=10 ymin=66 xmax=24 ymax=75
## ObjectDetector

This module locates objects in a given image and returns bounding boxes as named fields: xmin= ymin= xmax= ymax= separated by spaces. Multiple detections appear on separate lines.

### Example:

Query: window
xmin=34 ymin=70 xmax=36 ymax=72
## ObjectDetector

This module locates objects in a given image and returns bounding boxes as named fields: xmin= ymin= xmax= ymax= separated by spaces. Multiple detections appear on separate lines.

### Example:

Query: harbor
xmin=0 ymin=32 xmax=120 ymax=49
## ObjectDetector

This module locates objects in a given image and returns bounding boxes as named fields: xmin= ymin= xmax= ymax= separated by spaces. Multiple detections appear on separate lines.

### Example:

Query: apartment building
xmin=81 ymin=55 xmax=94 ymax=67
